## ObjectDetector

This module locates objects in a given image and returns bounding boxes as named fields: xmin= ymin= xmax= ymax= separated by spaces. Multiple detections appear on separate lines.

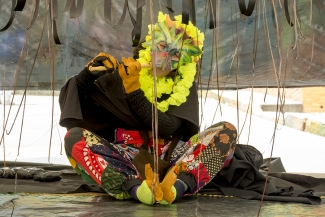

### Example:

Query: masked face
xmin=143 ymin=14 xmax=203 ymax=77
xmin=151 ymin=41 xmax=180 ymax=71
xmin=149 ymin=41 xmax=180 ymax=77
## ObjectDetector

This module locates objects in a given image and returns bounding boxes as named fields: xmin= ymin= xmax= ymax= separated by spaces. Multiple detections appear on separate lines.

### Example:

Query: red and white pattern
xmin=115 ymin=128 xmax=143 ymax=148
xmin=72 ymin=141 xmax=109 ymax=185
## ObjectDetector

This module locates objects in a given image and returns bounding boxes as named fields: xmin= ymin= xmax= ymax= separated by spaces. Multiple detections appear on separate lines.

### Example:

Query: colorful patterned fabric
xmin=170 ymin=122 xmax=237 ymax=195
xmin=115 ymin=128 xmax=144 ymax=148
xmin=64 ymin=122 xmax=236 ymax=200
xmin=65 ymin=127 xmax=139 ymax=200
xmin=114 ymin=128 xmax=172 ymax=158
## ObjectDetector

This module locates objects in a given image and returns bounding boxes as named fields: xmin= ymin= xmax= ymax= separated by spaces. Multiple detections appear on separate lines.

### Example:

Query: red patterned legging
xmin=64 ymin=121 xmax=237 ymax=199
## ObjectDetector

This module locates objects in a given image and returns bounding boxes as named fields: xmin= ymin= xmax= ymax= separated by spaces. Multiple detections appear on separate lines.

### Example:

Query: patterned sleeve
xmin=126 ymin=90 xmax=183 ymax=138
xmin=75 ymin=67 xmax=99 ymax=91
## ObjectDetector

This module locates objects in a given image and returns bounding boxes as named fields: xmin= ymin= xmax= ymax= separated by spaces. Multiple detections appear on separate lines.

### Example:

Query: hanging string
xmin=110 ymin=2 xmax=123 ymax=60
xmin=246 ymin=0 xmax=261 ymax=146
xmin=211 ymin=0 xmax=234 ymax=126
xmin=47 ymin=0 xmax=56 ymax=163
xmin=2 ymin=54 xmax=8 ymax=168
xmin=9 ymin=0 xmax=42 ymax=194
xmin=194 ymin=1 xmax=210 ymax=214
xmin=0 ymin=3 xmax=34 ymax=147
xmin=27 ymin=0 xmax=40 ymax=30
xmin=0 ymin=0 xmax=50 ymax=165
xmin=257 ymin=0 xmax=288 ymax=215
xmin=148 ymin=0 xmax=159 ymax=200
xmin=231 ymin=0 xmax=240 ymax=141
xmin=15 ymin=2 xmax=33 ymax=159
xmin=15 ymin=61 xmax=27 ymax=161
xmin=299 ymin=0 xmax=315 ymax=81
xmin=278 ymin=6 xmax=292 ymax=129
xmin=203 ymin=0 xmax=217 ymax=111
xmin=214 ymin=0 xmax=222 ymax=118
xmin=198 ymin=0 xmax=209 ymax=131
xmin=64 ymin=6 xmax=70 ymax=83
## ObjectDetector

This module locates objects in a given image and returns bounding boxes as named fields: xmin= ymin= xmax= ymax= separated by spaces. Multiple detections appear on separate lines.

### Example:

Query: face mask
xmin=150 ymin=45 xmax=179 ymax=71
xmin=142 ymin=12 xmax=204 ymax=74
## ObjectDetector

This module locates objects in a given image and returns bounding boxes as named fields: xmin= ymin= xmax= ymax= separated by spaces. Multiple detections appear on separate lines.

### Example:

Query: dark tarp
xmin=1 ymin=144 xmax=324 ymax=205
xmin=206 ymin=145 xmax=324 ymax=205
xmin=0 ymin=0 xmax=325 ymax=90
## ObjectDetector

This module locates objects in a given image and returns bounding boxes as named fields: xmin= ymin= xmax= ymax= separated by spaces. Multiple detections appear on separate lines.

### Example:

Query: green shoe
xmin=159 ymin=186 xmax=176 ymax=205
xmin=136 ymin=181 xmax=156 ymax=205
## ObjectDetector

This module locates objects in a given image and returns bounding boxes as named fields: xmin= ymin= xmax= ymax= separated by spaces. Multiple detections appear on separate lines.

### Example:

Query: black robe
xmin=59 ymin=70 xmax=199 ymax=143
xmin=59 ymin=70 xmax=200 ymax=180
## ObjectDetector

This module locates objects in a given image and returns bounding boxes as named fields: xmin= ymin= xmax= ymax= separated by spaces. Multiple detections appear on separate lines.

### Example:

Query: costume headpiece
xmin=137 ymin=12 xmax=205 ymax=112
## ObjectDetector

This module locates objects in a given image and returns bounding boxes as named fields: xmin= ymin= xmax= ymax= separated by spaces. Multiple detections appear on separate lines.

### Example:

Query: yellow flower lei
xmin=137 ymin=12 xmax=204 ymax=113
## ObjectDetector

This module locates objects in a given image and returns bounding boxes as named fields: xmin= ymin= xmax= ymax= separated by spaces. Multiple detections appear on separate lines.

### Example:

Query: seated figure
xmin=59 ymin=12 xmax=237 ymax=205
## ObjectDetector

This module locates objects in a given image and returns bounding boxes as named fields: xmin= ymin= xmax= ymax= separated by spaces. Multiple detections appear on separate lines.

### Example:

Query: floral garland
xmin=138 ymin=57 xmax=197 ymax=112
xmin=137 ymin=12 xmax=204 ymax=113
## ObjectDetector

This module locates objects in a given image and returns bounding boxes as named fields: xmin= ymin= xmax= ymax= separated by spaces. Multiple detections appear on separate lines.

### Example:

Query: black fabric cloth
xmin=126 ymin=90 xmax=183 ymax=139
xmin=174 ymin=179 xmax=188 ymax=199
xmin=74 ymin=68 xmax=183 ymax=139
xmin=121 ymin=178 xmax=142 ymax=192
xmin=0 ymin=160 xmax=324 ymax=205
xmin=75 ymin=67 xmax=100 ymax=91
xmin=59 ymin=68 xmax=199 ymax=142
xmin=203 ymin=146 xmax=323 ymax=205
xmin=0 ymin=161 xmax=106 ymax=194
xmin=177 ymin=172 xmax=196 ymax=193
xmin=211 ymin=145 xmax=278 ymax=194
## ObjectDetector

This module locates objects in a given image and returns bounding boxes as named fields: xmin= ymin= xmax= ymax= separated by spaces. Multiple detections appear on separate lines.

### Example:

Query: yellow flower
xmin=158 ymin=101 xmax=169 ymax=112
xmin=158 ymin=12 xmax=166 ymax=22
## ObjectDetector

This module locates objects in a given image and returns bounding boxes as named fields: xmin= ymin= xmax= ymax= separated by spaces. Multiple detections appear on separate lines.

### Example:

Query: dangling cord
xmin=211 ymin=1 xmax=234 ymax=127
xmin=111 ymin=2 xmax=124 ymax=61
xmin=292 ymin=0 xmax=298 ymax=51
xmin=149 ymin=0 xmax=160 ymax=202
xmin=195 ymin=1 xmax=210 ymax=214
xmin=0 ymin=0 xmax=38 ymax=148
xmin=246 ymin=0 xmax=261 ymax=146
xmin=261 ymin=0 xmax=286 ymax=151
xmin=56 ymin=120 xmax=63 ymax=156
xmin=201 ymin=0 xmax=217 ymax=131
xmin=2 ymin=54 xmax=7 ymax=169
xmin=234 ymin=0 xmax=256 ymax=143
xmin=0 ymin=0 xmax=14 ymax=168
xmin=211 ymin=0 xmax=232 ymax=128
xmin=47 ymin=0 xmax=57 ymax=163
xmin=1 ymin=42 xmax=28 ymax=143
xmin=278 ymin=6 xmax=292 ymax=130
xmin=10 ymin=0 xmax=36 ymax=194
xmin=203 ymin=0 xmax=217 ymax=108
xmin=64 ymin=7 xmax=69 ymax=83
xmin=230 ymin=0 xmax=240 ymax=141
xmin=14 ymin=51 xmax=28 ymax=195
xmin=258 ymin=1 xmax=285 ymax=215
xmin=298 ymin=0 xmax=314 ymax=81
xmin=214 ymin=0 xmax=222 ymax=118
xmin=198 ymin=0 xmax=209 ymax=131
xmin=228 ymin=0 xmax=257 ymax=144
xmin=15 ymin=37 xmax=29 ymax=161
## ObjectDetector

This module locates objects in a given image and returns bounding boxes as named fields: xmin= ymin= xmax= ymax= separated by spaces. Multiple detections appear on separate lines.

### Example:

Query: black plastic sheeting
xmin=0 ymin=194 xmax=323 ymax=217
xmin=0 ymin=160 xmax=324 ymax=216
xmin=0 ymin=161 xmax=324 ymax=200
xmin=0 ymin=0 xmax=325 ymax=90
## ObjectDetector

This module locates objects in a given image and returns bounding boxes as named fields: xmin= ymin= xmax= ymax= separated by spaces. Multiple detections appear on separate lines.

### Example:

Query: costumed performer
xmin=59 ymin=12 xmax=237 ymax=205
